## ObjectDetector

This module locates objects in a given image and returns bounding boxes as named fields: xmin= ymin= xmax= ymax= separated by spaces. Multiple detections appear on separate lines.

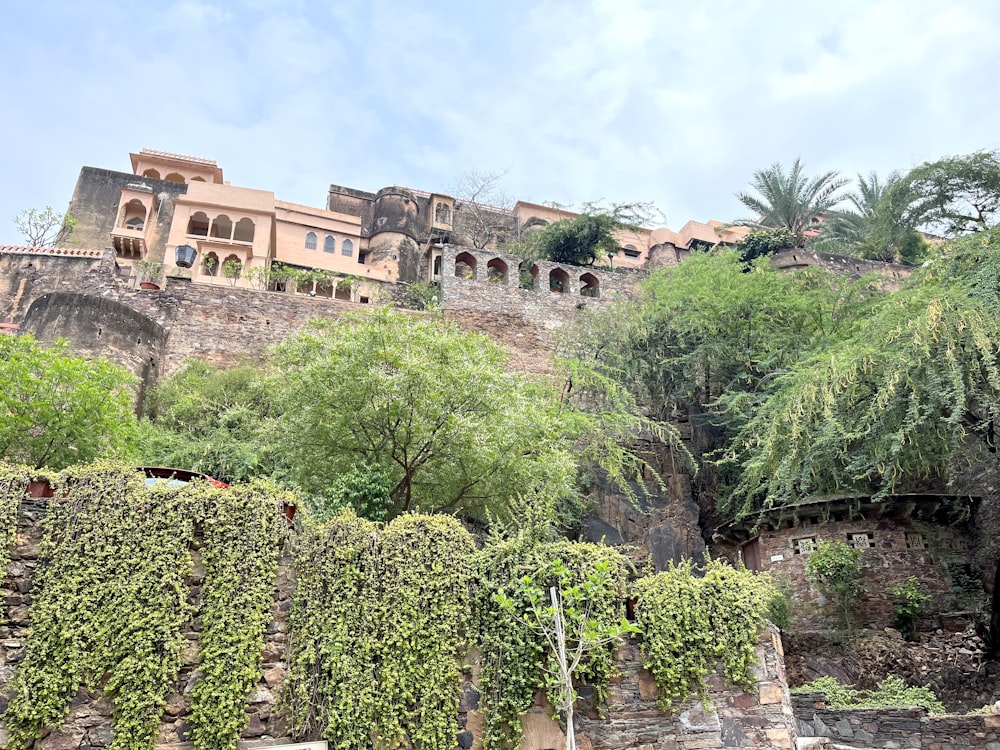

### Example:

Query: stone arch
xmin=549 ymin=267 xmax=569 ymax=293
xmin=519 ymin=260 xmax=538 ymax=290
xmin=164 ymin=172 xmax=186 ymax=184
xmin=142 ymin=168 xmax=160 ymax=179
xmin=202 ymin=251 xmax=220 ymax=276
xmin=21 ymin=292 xmax=168 ymax=412
xmin=210 ymin=214 xmax=233 ymax=240
xmin=580 ymin=272 xmax=600 ymax=298
xmin=187 ymin=211 xmax=210 ymax=236
xmin=455 ymin=251 xmax=477 ymax=279
xmin=120 ymin=199 xmax=147 ymax=229
xmin=233 ymin=217 xmax=255 ymax=243
xmin=486 ymin=257 xmax=508 ymax=283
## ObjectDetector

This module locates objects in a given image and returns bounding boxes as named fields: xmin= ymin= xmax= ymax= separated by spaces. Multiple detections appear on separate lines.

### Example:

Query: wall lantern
xmin=175 ymin=244 xmax=198 ymax=268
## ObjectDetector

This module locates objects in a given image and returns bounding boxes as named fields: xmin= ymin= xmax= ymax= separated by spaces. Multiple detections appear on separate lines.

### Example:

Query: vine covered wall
xmin=0 ymin=464 xmax=796 ymax=750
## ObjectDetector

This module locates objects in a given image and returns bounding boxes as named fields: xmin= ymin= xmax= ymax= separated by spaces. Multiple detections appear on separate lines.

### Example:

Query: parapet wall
xmin=439 ymin=244 xmax=644 ymax=334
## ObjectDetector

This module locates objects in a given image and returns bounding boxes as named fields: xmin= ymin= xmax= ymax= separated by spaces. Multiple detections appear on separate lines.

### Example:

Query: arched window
xmin=432 ymin=255 xmax=442 ymax=276
xmin=549 ymin=268 xmax=569 ymax=293
xmin=120 ymin=199 xmax=147 ymax=229
xmin=435 ymin=202 xmax=451 ymax=225
xmin=210 ymin=214 xmax=233 ymax=240
xmin=233 ymin=218 xmax=255 ymax=243
xmin=519 ymin=261 xmax=538 ymax=290
xmin=202 ymin=251 xmax=220 ymax=276
xmin=342 ymin=239 xmax=354 ymax=257
xmin=305 ymin=232 xmax=318 ymax=250
xmin=187 ymin=211 xmax=210 ymax=237
xmin=324 ymin=235 xmax=336 ymax=253
xmin=579 ymin=272 xmax=600 ymax=298
xmin=454 ymin=251 xmax=477 ymax=279
xmin=164 ymin=172 xmax=186 ymax=184
xmin=142 ymin=168 xmax=160 ymax=179
xmin=486 ymin=257 xmax=508 ymax=283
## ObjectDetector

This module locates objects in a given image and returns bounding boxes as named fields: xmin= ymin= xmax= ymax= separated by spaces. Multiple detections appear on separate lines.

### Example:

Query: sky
xmin=1 ymin=0 xmax=998 ymax=241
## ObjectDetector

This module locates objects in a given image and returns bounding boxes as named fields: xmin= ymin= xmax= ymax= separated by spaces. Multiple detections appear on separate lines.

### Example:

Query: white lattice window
xmin=848 ymin=532 xmax=875 ymax=549
xmin=794 ymin=536 xmax=817 ymax=555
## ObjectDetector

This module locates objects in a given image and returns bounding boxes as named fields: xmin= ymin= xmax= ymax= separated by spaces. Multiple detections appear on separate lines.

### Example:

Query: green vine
xmin=633 ymin=557 xmax=774 ymax=712
xmin=0 ymin=463 xmax=30 ymax=576
xmin=473 ymin=532 xmax=631 ymax=750
xmin=285 ymin=512 xmax=474 ymax=750
xmin=285 ymin=509 xmax=378 ymax=746
xmin=2 ymin=464 xmax=288 ymax=750
xmin=3 ymin=463 xmax=195 ymax=750
xmin=189 ymin=481 xmax=287 ymax=749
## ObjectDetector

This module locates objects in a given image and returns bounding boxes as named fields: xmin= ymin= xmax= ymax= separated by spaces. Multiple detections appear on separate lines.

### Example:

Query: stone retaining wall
xmin=1 ymin=493 xmax=798 ymax=750
xmin=793 ymin=692 xmax=1000 ymax=749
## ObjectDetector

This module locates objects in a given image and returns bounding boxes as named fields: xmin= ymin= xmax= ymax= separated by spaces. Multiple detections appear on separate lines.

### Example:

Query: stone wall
xmin=793 ymin=692 xmax=1000 ymax=749
xmin=721 ymin=505 xmax=974 ymax=631
xmin=1 ymin=493 xmax=798 ymax=750
xmin=439 ymin=245 xmax=642 ymax=340
xmin=0 ymin=247 xmax=577 ymax=383
xmin=770 ymin=249 xmax=912 ymax=289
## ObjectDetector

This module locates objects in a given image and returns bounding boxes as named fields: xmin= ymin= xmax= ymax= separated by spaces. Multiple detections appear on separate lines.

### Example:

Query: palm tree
xmin=814 ymin=172 xmax=928 ymax=264
xmin=736 ymin=159 xmax=848 ymax=246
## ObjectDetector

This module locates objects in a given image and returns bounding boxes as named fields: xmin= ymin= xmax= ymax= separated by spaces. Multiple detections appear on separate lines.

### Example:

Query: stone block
xmin=758 ymin=682 xmax=784 ymax=705
xmin=764 ymin=727 xmax=793 ymax=748
xmin=638 ymin=668 xmax=659 ymax=701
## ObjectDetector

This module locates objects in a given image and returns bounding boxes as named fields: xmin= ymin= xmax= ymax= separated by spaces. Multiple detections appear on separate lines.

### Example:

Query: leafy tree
xmin=14 ymin=206 xmax=77 ymax=247
xmin=805 ymin=540 xmax=864 ymax=631
xmin=735 ymin=227 xmax=797 ymax=262
xmin=269 ymin=309 xmax=582 ymax=522
xmin=501 ymin=559 xmax=637 ymax=750
xmin=724 ymin=277 xmax=1000 ymax=518
xmin=897 ymin=150 xmax=1000 ymax=236
xmin=0 ymin=335 xmax=138 ymax=469
xmin=814 ymin=171 xmax=930 ymax=264
xmin=519 ymin=203 xmax=656 ymax=267
xmin=136 ymin=359 xmax=279 ymax=484
xmin=736 ymin=159 xmax=848 ymax=245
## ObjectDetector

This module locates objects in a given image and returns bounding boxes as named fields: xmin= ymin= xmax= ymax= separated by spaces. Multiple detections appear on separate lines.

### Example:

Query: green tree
xmin=805 ymin=540 xmax=864 ymax=630
xmin=519 ymin=203 xmax=656 ymax=266
xmin=269 ymin=309 xmax=581 ymax=522
xmin=0 ymin=335 xmax=138 ymax=469
xmin=814 ymin=171 xmax=929 ymax=264
xmin=724 ymin=280 xmax=1000 ymax=518
xmin=736 ymin=159 xmax=848 ymax=245
xmin=897 ymin=150 xmax=1000 ymax=236
xmin=137 ymin=359 xmax=279 ymax=484
xmin=734 ymin=227 xmax=797 ymax=262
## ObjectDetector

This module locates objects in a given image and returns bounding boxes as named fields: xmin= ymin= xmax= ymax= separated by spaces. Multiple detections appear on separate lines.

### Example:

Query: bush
xmin=805 ymin=540 xmax=864 ymax=630
xmin=794 ymin=674 xmax=946 ymax=714
xmin=891 ymin=576 xmax=930 ymax=640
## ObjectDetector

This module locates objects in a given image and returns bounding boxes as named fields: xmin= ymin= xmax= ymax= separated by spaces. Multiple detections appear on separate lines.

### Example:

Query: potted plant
xmin=135 ymin=259 xmax=163 ymax=290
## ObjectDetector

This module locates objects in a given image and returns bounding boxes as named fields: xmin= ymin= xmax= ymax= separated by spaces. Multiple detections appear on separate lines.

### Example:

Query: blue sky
xmin=2 ymin=0 xmax=998 ymax=241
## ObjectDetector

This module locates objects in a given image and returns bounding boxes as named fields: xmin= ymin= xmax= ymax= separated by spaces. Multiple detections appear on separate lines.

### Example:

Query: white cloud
xmin=1 ymin=0 xmax=998 ymax=240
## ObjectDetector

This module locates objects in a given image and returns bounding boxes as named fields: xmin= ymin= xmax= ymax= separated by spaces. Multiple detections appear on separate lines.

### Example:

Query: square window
xmin=848 ymin=532 xmax=875 ymax=549
xmin=793 ymin=536 xmax=816 ymax=555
